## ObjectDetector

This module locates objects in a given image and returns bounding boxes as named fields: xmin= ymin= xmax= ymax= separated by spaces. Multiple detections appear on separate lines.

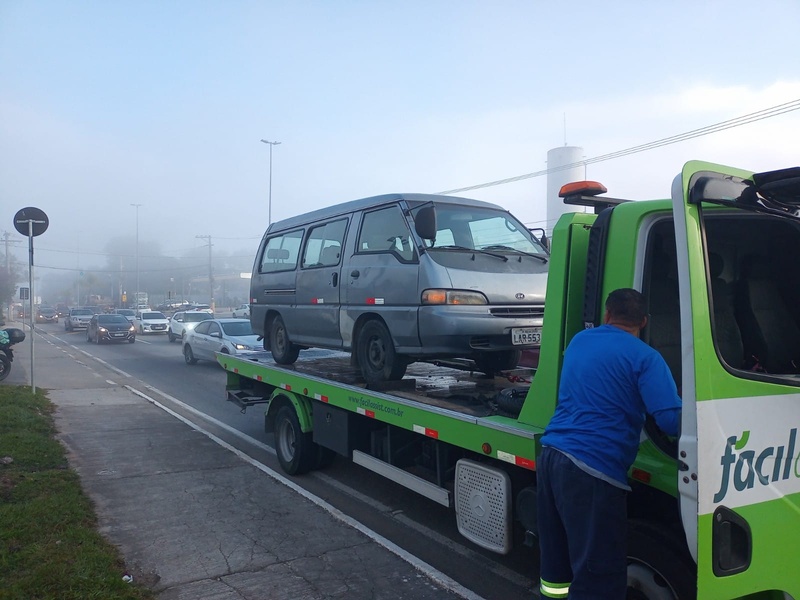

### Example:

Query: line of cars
xmin=58 ymin=305 xmax=262 ymax=363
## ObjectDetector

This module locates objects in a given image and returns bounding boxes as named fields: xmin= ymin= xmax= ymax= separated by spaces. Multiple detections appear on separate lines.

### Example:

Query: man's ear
xmin=640 ymin=315 xmax=648 ymax=329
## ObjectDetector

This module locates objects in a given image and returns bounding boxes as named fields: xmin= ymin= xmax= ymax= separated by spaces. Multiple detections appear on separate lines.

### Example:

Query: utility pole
xmin=196 ymin=235 xmax=214 ymax=311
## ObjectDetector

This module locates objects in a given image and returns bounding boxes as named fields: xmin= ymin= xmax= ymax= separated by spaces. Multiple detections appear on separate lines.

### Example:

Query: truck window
xmin=358 ymin=206 xmax=415 ymax=261
xmin=643 ymin=221 xmax=682 ymax=385
xmin=705 ymin=214 xmax=800 ymax=378
xmin=260 ymin=229 xmax=303 ymax=273
xmin=302 ymin=219 xmax=347 ymax=268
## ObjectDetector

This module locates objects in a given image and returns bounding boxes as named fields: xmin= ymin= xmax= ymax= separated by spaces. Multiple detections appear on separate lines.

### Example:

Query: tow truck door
xmin=673 ymin=161 xmax=800 ymax=598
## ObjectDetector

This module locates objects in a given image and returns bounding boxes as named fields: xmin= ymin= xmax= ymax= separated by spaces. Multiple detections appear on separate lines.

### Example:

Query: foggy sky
xmin=2 ymin=1 xmax=799 ymax=294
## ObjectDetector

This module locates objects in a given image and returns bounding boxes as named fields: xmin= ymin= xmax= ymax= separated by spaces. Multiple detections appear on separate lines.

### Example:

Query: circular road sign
xmin=13 ymin=207 xmax=49 ymax=237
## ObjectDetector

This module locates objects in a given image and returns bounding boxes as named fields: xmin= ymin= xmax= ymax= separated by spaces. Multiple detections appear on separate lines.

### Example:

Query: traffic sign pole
xmin=28 ymin=220 xmax=34 ymax=393
xmin=13 ymin=207 xmax=49 ymax=395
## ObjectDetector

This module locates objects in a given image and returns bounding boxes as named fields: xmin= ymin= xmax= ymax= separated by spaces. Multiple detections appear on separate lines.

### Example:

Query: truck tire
xmin=270 ymin=316 xmax=300 ymax=365
xmin=275 ymin=405 xmax=314 ymax=475
xmin=626 ymin=519 xmax=696 ymax=600
xmin=356 ymin=319 xmax=407 ymax=384
xmin=475 ymin=349 xmax=522 ymax=375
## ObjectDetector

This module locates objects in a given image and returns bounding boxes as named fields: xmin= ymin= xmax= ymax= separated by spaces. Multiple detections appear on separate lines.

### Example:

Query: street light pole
xmin=260 ymin=139 xmax=281 ymax=225
xmin=131 ymin=203 xmax=142 ymax=309
xmin=196 ymin=235 xmax=214 ymax=311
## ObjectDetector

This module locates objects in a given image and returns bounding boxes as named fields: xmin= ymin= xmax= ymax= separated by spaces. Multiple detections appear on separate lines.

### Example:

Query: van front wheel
xmin=357 ymin=319 xmax=407 ymax=384
xmin=270 ymin=316 xmax=300 ymax=364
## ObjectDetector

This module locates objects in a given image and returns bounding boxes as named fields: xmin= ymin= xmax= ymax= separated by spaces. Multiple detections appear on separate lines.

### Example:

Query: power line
xmin=437 ymin=98 xmax=800 ymax=195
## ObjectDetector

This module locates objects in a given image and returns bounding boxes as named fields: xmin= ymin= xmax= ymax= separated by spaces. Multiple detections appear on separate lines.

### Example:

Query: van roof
xmin=266 ymin=193 xmax=504 ymax=234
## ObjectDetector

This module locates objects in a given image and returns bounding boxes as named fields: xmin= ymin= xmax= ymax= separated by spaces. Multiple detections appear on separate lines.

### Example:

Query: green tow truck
xmin=220 ymin=161 xmax=800 ymax=598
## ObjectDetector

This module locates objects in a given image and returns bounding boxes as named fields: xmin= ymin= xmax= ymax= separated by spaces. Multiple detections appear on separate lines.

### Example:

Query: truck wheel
xmin=168 ymin=330 xmax=175 ymax=343
xmin=270 ymin=316 xmax=299 ymax=364
xmin=184 ymin=344 xmax=198 ymax=365
xmin=475 ymin=350 xmax=522 ymax=375
xmin=275 ymin=405 xmax=314 ymax=475
xmin=627 ymin=520 xmax=696 ymax=600
xmin=356 ymin=319 xmax=407 ymax=384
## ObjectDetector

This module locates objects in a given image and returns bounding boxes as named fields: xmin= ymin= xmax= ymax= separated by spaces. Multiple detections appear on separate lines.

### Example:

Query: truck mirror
xmin=415 ymin=206 xmax=437 ymax=241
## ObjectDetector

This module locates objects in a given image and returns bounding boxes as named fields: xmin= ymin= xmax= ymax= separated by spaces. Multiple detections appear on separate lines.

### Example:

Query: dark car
xmin=86 ymin=314 xmax=136 ymax=344
xmin=36 ymin=307 xmax=58 ymax=323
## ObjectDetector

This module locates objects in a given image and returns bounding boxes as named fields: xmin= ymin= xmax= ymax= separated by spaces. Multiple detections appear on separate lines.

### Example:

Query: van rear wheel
xmin=357 ymin=319 xmax=407 ymax=384
xmin=270 ymin=315 xmax=300 ymax=364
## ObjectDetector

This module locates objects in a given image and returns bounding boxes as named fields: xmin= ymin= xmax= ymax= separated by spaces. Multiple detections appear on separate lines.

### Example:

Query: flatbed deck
xmin=225 ymin=349 xmax=534 ymax=418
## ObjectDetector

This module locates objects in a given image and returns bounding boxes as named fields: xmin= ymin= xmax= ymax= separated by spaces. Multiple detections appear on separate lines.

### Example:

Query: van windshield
xmin=422 ymin=204 xmax=546 ymax=255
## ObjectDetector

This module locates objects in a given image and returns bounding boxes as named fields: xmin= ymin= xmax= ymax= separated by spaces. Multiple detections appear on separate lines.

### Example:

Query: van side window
xmin=260 ymin=229 xmax=303 ymax=273
xmin=358 ymin=206 xmax=415 ymax=261
xmin=302 ymin=219 xmax=347 ymax=268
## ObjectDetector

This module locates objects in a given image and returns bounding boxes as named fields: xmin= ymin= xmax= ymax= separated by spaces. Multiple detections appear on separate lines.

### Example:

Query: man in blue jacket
xmin=537 ymin=288 xmax=681 ymax=599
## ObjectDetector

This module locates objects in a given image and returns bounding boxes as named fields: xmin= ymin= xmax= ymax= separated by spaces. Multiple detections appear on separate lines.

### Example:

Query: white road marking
xmin=106 ymin=380 xmax=116 ymax=385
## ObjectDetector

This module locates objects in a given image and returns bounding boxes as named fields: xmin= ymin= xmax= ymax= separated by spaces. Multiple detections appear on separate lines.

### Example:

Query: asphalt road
xmin=10 ymin=319 xmax=540 ymax=600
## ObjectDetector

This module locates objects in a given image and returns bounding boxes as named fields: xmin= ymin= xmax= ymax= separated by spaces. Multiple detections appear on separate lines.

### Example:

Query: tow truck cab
xmin=522 ymin=162 xmax=800 ymax=599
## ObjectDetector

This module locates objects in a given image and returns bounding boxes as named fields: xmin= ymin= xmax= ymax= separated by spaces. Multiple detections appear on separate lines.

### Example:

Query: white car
xmin=182 ymin=318 xmax=261 ymax=365
xmin=232 ymin=303 xmax=250 ymax=319
xmin=168 ymin=310 xmax=214 ymax=342
xmin=133 ymin=310 xmax=169 ymax=334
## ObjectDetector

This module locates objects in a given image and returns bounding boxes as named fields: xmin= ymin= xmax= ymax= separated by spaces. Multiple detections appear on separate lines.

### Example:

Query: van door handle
xmin=331 ymin=272 xmax=338 ymax=287
xmin=350 ymin=270 xmax=360 ymax=278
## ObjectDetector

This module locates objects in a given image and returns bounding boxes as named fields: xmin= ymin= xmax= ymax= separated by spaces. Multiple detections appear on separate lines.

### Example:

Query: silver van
xmin=250 ymin=193 xmax=548 ymax=383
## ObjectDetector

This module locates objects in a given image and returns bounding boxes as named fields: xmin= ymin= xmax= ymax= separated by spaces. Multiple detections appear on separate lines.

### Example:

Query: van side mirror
xmin=415 ymin=206 xmax=437 ymax=241
xmin=529 ymin=227 xmax=549 ymax=251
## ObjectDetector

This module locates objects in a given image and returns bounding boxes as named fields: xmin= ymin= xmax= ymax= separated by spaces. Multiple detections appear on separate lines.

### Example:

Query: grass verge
xmin=0 ymin=385 xmax=153 ymax=600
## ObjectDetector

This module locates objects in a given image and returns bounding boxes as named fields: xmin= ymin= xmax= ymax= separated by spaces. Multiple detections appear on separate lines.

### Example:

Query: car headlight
xmin=421 ymin=289 xmax=488 ymax=305
xmin=99 ymin=327 xmax=108 ymax=333
xmin=234 ymin=343 xmax=247 ymax=350
xmin=129 ymin=326 xmax=135 ymax=332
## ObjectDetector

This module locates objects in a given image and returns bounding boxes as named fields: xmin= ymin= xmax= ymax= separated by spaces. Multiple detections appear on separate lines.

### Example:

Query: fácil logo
xmin=713 ymin=428 xmax=798 ymax=503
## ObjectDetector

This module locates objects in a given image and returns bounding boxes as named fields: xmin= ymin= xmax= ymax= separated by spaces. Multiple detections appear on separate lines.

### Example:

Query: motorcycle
xmin=0 ymin=328 xmax=26 ymax=382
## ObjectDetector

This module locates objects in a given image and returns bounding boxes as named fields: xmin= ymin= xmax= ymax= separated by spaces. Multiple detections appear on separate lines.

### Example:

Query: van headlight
xmin=421 ymin=289 xmax=488 ymax=305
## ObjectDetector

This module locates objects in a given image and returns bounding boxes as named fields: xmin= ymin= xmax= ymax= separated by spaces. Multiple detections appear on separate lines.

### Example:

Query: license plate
xmin=511 ymin=327 xmax=541 ymax=345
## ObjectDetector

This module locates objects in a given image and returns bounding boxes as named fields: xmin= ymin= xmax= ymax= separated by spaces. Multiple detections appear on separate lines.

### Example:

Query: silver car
xmin=182 ymin=318 xmax=261 ymax=365
xmin=65 ymin=308 xmax=94 ymax=331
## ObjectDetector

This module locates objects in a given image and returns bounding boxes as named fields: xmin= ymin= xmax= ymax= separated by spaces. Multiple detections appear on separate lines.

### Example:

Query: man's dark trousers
xmin=537 ymin=446 xmax=628 ymax=599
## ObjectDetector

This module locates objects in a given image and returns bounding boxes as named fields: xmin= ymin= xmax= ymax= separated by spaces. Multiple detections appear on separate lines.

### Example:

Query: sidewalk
xmin=4 ymin=324 xmax=468 ymax=600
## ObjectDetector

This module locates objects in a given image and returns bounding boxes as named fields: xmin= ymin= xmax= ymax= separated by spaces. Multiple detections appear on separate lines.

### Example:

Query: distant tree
xmin=0 ymin=259 xmax=20 ymax=321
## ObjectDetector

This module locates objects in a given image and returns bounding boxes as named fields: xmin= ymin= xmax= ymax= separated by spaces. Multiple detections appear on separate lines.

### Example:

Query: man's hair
xmin=605 ymin=288 xmax=647 ymax=327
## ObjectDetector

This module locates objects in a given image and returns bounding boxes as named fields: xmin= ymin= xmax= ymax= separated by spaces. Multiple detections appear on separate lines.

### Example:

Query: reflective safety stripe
xmin=540 ymin=579 xmax=570 ymax=598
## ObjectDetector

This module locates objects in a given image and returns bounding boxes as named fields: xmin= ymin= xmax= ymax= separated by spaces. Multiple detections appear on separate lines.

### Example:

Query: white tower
xmin=546 ymin=146 xmax=586 ymax=234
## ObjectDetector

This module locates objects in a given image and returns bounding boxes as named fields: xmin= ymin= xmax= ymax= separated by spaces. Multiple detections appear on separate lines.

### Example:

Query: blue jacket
xmin=541 ymin=324 xmax=681 ymax=486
